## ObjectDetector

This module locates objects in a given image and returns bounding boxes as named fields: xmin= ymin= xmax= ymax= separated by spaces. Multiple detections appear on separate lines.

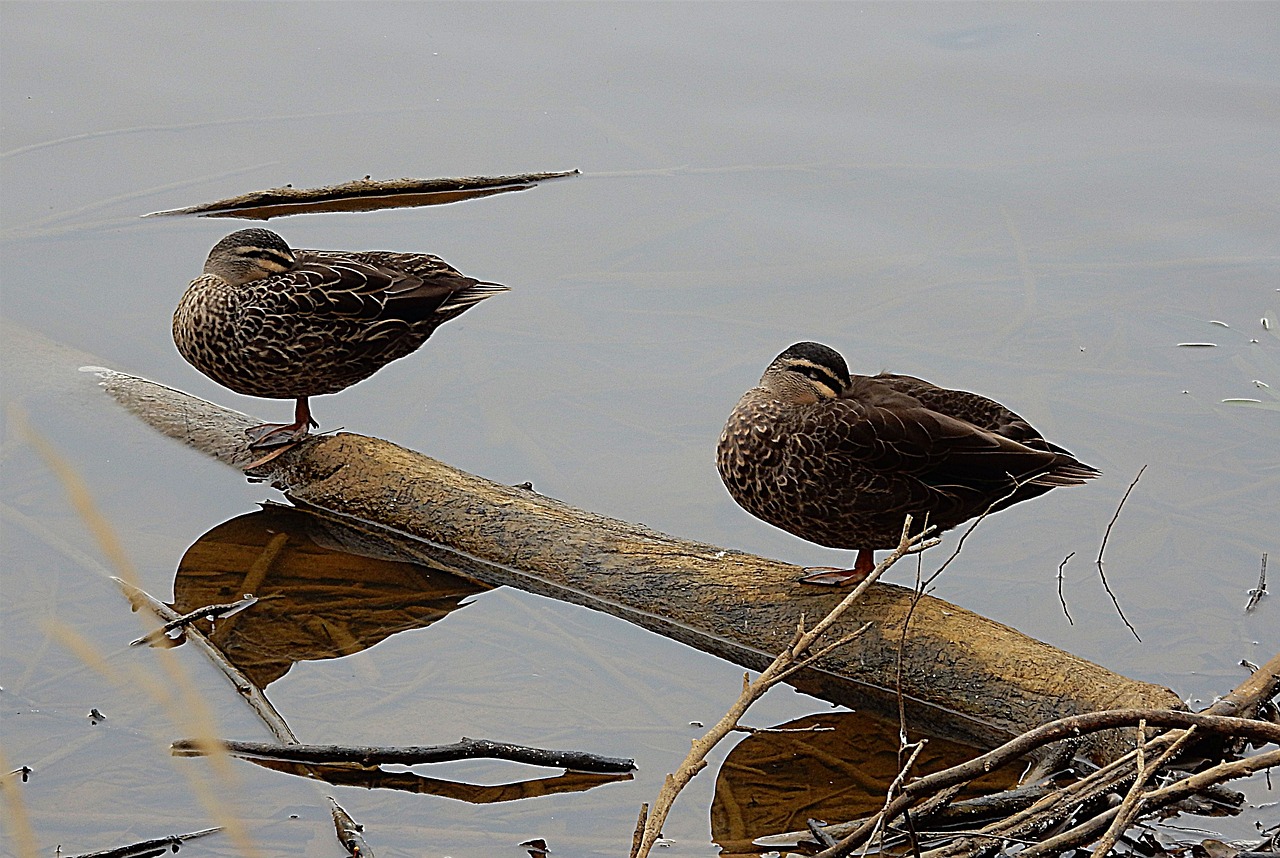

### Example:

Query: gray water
xmin=2 ymin=3 xmax=1277 ymax=855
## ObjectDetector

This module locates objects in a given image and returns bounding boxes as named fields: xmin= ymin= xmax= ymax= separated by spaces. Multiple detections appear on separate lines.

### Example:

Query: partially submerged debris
xmin=143 ymin=169 xmax=579 ymax=219
xmin=172 ymin=737 xmax=636 ymax=775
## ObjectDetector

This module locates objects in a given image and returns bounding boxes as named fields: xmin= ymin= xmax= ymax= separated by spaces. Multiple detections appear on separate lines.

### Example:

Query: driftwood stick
xmin=330 ymin=797 xmax=375 ymax=858
xmin=59 ymin=826 xmax=221 ymax=858
xmin=171 ymin=738 xmax=635 ymax=775
xmin=1245 ymin=552 xmax=1268 ymax=612
xmin=142 ymin=169 xmax=578 ymax=219
xmin=90 ymin=368 xmax=1189 ymax=762
xmin=1204 ymin=651 xmax=1280 ymax=718
xmin=114 ymin=578 xmax=298 ymax=743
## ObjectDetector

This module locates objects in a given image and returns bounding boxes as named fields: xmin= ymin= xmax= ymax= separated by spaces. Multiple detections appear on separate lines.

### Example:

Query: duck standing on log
xmin=173 ymin=228 xmax=507 ymax=448
xmin=717 ymin=341 xmax=1100 ymax=585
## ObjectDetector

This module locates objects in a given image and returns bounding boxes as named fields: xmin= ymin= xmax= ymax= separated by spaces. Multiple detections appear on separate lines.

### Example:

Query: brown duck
xmin=717 ymin=342 xmax=1099 ymax=584
xmin=173 ymin=228 xmax=507 ymax=447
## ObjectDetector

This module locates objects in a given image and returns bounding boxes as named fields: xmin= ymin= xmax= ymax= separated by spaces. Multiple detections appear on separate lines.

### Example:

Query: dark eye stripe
xmin=241 ymin=247 xmax=294 ymax=268
xmin=791 ymin=361 xmax=844 ymax=390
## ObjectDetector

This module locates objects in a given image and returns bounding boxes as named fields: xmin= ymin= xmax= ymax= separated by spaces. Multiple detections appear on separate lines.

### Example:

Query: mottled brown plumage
xmin=173 ymin=228 xmax=507 ymax=447
xmin=717 ymin=342 xmax=1099 ymax=584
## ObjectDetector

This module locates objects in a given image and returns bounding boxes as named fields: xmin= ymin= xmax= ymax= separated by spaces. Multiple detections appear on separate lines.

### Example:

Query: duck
xmin=173 ymin=228 xmax=507 ymax=448
xmin=716 ymin=342 xmax=1099 ymax=584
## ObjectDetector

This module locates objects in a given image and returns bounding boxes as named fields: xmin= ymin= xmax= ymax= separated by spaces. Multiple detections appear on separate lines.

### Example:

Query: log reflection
xmin=711 ymin=711 xmax=1016 ymax=855
xmin=170 ymin=504 xmax=487 ymax=687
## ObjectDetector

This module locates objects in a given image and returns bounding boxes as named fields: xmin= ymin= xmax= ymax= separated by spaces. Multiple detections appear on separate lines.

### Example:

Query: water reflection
xmin=163 ymin=505 xmax=639 ymax=801
xmin=169 ymin=505 xmax=487 ymax=688
xmin=246 ymin=756 xmax=627 ymax=804
xmin=712 ymin=711 xmax=1014 ymax=854
xmin=167 ymin=505 xmax=1005 ymax=823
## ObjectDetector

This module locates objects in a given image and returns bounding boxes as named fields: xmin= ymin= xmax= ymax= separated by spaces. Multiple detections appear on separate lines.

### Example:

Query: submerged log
xmin=88 ymin=368 xmax=1186 ymax=761
xmin=141 ymin=170 xmax=579 ymax=219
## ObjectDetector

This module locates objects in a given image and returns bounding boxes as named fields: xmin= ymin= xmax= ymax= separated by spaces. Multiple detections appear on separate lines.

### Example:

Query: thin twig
xmin=1096 ymin=465 xmax=1146 ymax=641
xmin=1057 ymin=552 xmax=1075 ymax=625
xmin=628 ymin=804 xmax=648 ymax=858
xmin=128 ymin=595 xmax=260 ymax=646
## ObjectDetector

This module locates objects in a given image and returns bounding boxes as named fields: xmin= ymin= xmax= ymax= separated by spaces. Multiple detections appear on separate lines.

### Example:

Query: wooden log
xmin=88 ymin=368 xmax=1186 ymax=761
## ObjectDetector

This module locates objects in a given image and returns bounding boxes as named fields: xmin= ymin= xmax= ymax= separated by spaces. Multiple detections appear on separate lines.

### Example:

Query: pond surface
xmin=2 ymin=4 xmax=1277 ymax=856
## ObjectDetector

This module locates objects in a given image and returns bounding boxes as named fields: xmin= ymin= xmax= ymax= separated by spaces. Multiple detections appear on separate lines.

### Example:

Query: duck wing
xmin=290 ymin=250 xmax=505 ymax=324
xmin=800 ymin=376 xmax=1093 ymax=525
xmin=866 ymin=374 xmax=1099 ymax=484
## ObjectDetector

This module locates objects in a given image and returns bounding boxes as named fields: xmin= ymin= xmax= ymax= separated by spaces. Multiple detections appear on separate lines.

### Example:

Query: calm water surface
xmin=2 ymin=3 xmax=1277 ymax=855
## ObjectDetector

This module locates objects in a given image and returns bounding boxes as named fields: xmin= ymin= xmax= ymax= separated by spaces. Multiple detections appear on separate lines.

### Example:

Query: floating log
xmin=88 ymin=368 xmax=1186 ymax=762
xmin=141 ymin=170 xmax=579 ymax=219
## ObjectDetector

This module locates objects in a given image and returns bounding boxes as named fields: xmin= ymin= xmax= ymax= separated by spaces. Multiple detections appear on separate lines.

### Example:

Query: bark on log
xmin=89 ymin=369 xmax=1186 ymax=761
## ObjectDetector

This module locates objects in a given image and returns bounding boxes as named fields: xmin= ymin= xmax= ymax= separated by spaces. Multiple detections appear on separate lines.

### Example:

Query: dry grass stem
xmin=16 ymin=413 xmax=262 ymax=856
xmin=0 ymin=743 xmax=38 ymax=858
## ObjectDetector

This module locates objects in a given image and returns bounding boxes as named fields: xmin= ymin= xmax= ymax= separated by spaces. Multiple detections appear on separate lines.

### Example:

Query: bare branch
xmin=171 ymin=737 xmax=635 ymax=774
